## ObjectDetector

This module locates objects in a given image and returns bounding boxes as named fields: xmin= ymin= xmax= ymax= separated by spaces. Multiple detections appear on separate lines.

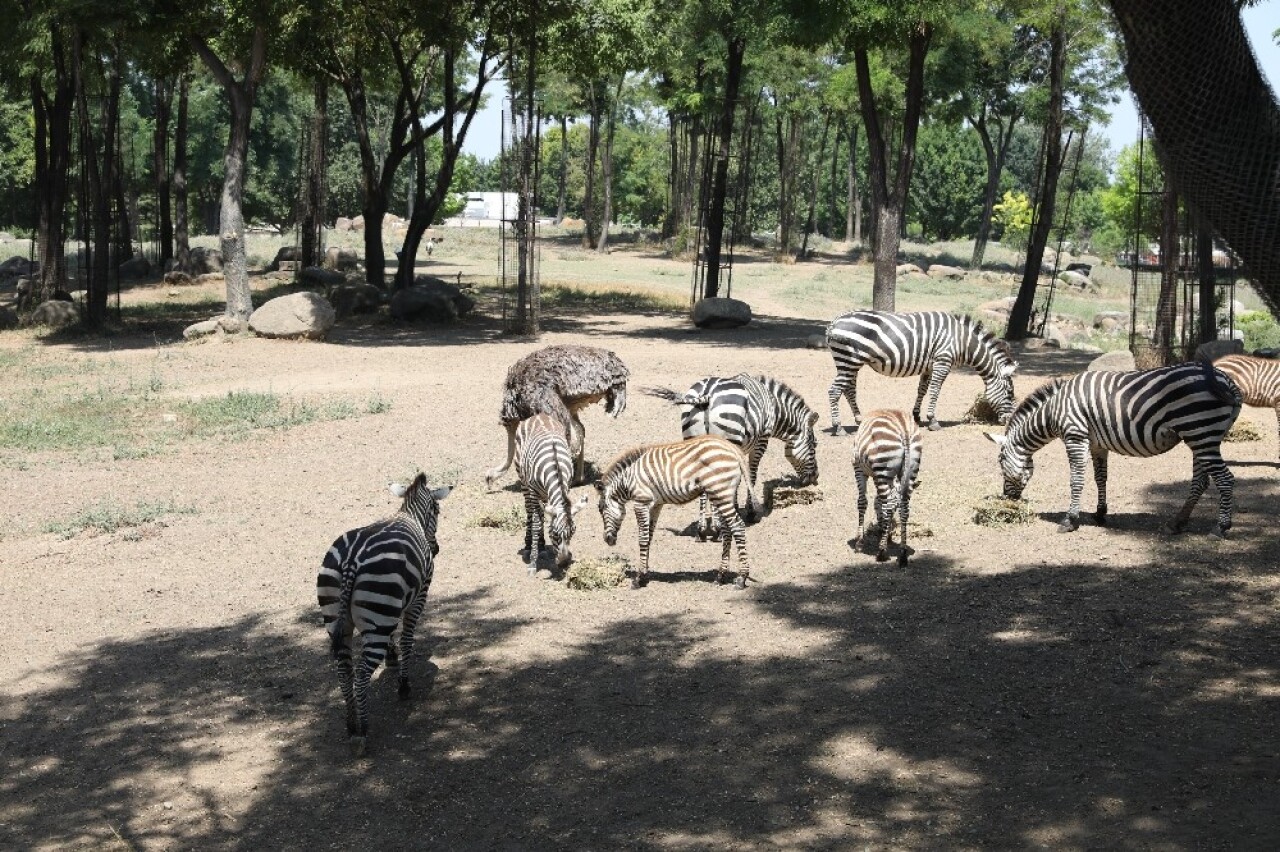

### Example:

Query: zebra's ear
xmin=983 ymin=432 xmax=1006 ymax=447
xmin=807 ymin=410 xmax=819 ymax=427
xmin=431 ymin=485 xmax=453 ymax=501
xmin=593 ymin=479 xmax=604 ymax=492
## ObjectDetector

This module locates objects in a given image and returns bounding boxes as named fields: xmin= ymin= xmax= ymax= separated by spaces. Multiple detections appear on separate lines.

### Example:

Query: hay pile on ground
xmin=771 ymin=486 xmax=823 ymax=509
xmin=565 ymin=556 xmax=630 ymax=590
xmin=469 ymin=504 xmax=524 ymax=532
xmin=973 ymin=495 xmax=1035 ymax=526
xmin=1224 ymin=419 xmax=1262 ymax=442
xmin=962 ymin=395 xmax=1003 ymax=425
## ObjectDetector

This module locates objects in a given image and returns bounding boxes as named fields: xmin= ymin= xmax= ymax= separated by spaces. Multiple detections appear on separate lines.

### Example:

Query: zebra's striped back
xmin=825 ymin=310 xmax=1017 ymax=430
xmin=1213 ymin=354 xmax=1280 ymax=408
xmin=515 ymin=414 xmax=582 ymax=569
xmin=850 ymin=410 xmax=923 ymax=565
xmin=990 ymin=363 xmax=1241 ymax=535
xmin=316 ymin=473 xmax=451 ymax=753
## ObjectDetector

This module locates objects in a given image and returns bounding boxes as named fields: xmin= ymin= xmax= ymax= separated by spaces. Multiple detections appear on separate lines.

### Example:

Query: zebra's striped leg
xmin=395 ymin=592 xmax=427 ymax=700
xmin=827 ymin=368 xmax=861 ymax=433
xmin=1168 ymin=455 xmax=1212 ymax=534
xmin=743 ymin=442 xmax=768 ymax=522
xmin=696 ymin=494 xmax=716 ymax=542
xmin=330 ymin=628 xmax=358 ymax=736
xmin=853 ymin=468 xmax=869 ymax=548
xmin=874 ymin=474 xmax=895 ymax=561
xmin=350 ymin=637 xmax=389 ymax=756
xmin=911 ymin=371 xmax=931 ymax=425
xmin=523 ymin=489 xmax=543 ymax=574
xmin=711 ymin=503 xmax=751 ymax=588
xmin=632 ymin=503 xmax=656 ymax=588
xmin=896 ymin=478 xmax=912 ymax=567
xmin=1059 ymin=437 xmax=1090 ymax=532
xmin=1274 ymin=403 xmax=1280 ymax=460
xmin=570 ymin=413 xmax=586 ymax=485
xmin=1210 ymin=457 xmax=1235 ymax=537
xmin=921 ymin=360 xmax=953 ymax=431
xmin=1091 ymin=449 xmax=1109 ymax=526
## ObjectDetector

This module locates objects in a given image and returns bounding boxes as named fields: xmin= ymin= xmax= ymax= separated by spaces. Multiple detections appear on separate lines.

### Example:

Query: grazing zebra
xmin=826 ymin=310 xmax=1018 ymax=433
xmin=643 ymin=373 xmax=819 ymax=527
xmin=985 ymin=362 xmax=1242 ymax=536
xmin=595 ymin=435 xmax=751 ymax=589
xmin=1213 ymin=354 xmax=1280 ymax=457
xmin=316 ymin=474 xmax=452 ymax=756
xmin=850 ymin=409 xmax=923 ymax=566
xmin=515 ymin=414 xmax=590 ymax=573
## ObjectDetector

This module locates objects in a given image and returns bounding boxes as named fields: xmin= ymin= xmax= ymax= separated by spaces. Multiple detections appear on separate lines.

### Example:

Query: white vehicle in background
xmin=462 ymin=192 xmax=519 ymax=223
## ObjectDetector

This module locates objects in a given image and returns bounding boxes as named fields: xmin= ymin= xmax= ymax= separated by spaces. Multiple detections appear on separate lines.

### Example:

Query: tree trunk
xmin=846 ymin=121 xmax=860 ymax=244
xmin=703 ymin=35 xmax=746 ymax=300
xmin=300 ymin=78 xmax=327 ymax=268
xmin=581 ymin=84 xmax=601 ymax=249
xmin=855 ymin=27 xmax=931 ymax=312
xmin=73 ymin=29 xmax=122 ymax=327
xmin=800 ymin=112 xmax=831 ymax=258
xmin=153 ymin=77 xmax=173 ymax=268
xmin=174 ymin=73 xmax=190 ymax=273
xmin=1153 ymin=185 xmax=1179 ymax=364
xmin=1109 ymin=0 xmax=1280 ymax=314
xmin=30 ymin=32 xmax=74 ymax=302
xmin=192 ymin=27 xmax=268 ymax=323
xmin=827 ymin=126 xmax=841 ymax=240
xmin=555 ymin=114 xmax=568 ymax=225
xmin=1007 ymin=22 xmax=1065 ymax=341
xmin=597 ymin=76 xmax=624 ymax=252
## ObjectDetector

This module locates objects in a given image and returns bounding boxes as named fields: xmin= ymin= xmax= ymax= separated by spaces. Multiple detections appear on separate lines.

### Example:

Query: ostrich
xmin=485 ymin=344 xmax=630 ymax=488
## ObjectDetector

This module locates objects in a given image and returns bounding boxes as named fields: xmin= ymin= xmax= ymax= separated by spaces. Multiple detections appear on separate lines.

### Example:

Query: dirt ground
xmin=2 ymin=275 xmax=1279 ymax=851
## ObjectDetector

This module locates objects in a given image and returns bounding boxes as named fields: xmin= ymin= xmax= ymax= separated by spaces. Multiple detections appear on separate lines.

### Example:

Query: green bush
xmin=1236 ymin=311 xmax=1280 ymax=352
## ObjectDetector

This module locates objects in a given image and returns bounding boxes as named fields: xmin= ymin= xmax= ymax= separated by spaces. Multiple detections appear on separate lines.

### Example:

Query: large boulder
xmin=0 ymin=255 xmax=34 ymax=277
xmin=118 ymin=255 xmax=151 ymax=279
xmin=389 ymin=277 xmax=476 ymax=322
xmin=323 ymin=247 xmax=359 ymax=271
xmin=1195 ymin=339 xmax=1244 ymax=363
xmin=190 ymin=246 xmax=223 ymax=273
xmin=350 ymin=215 xmax=366 ymax=232
xmin=1059 ymin=269 xmax=1092 ymax=290
xmin=272 ymin=246 xmax=302 ymax=270
xmin=248 ymin=292 xmax=336 ymax=340
xmin=163 ymin=271 xmax=194 ymax=287
xmin=30 ymin=299 xmax=79 ymax=329
xmin=299 ymin=266 xmax=345 ymax=288
xmin=1065 ymin=261 xmax=1093 ymax=276
xmin=0 ymin=306 xmax=19 ymax=330
xmin=692 ymin=296 xmax=752 ymax=329
xmin=927 ymin=264 xmax=965 ymax=280
xmin=329 ymin=283 xmax=385 ymax=318
xmin=334 ymin=216 xmax=353 ymax=232
xmin=896 ymin=262 xmax=924 ymax=276
xmin=1087 ymin=349 xmax=1137 ymax=372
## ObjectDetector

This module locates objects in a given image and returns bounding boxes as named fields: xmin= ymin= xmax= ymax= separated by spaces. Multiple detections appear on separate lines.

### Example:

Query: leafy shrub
xmin=1236 ymin=311 xmax=1280 ymax=352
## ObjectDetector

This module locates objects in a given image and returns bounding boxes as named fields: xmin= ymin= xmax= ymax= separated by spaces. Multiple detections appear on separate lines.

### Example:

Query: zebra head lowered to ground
xmin=985 ymin=363 xmax=1242 ymax=537
xmin=515 ymin=413 xmax=591 ymax=572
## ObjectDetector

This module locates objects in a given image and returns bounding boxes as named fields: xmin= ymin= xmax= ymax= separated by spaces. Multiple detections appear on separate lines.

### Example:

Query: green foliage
xmin=43 ymin=498 xmax=197 ymax=539
xmin=908 ymin=121 xmax=985 ymax=240
xmin=992 ymin=190 xmax=1033 ymax=250
xmin=1100 ymin=142 xmax=1163 ymax=250
xmin=1237 ymin=311 xmax=1280 ymax=352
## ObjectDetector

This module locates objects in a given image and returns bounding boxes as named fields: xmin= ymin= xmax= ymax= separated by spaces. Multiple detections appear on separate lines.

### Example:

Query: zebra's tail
xmin=1203 ymin=361 xmax=1245 ymax=414
xmin=640 ymin=386 xmax=710 ymax=408
xmin=327 ymin=556 xmax=360 ymax=655
xmin=899 ymin=439 xmax=921 ymax=507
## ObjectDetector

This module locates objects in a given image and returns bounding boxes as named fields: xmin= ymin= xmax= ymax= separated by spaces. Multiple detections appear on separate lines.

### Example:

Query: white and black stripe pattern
xmin=985 ymin=362 xmax=1242 ymax=536
xmin=826 ymin=310 xmax=1018 ymax=432
xmin=1213 ymin=353 xmax=1280 ymax=457
xmin=850 ymin=409 xmax=923 ymax=566
xmin=316 ymin=473 xmax=452 ymax=756
xmin=643 ymin=373 xmax=819 ymax=526
xmin=515 ymin=414 xmax=589 ymax=573
xmin=595 ymin=435 xmax=751 ymax=589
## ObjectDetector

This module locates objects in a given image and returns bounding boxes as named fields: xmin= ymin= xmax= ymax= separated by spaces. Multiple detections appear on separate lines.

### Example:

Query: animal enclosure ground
xmin=2 ymin=243 xmax=1279 ymax=850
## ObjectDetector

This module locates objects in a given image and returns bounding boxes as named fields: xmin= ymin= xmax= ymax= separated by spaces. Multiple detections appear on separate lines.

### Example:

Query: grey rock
xmin=119 ymin=255 xmax=151 ymax=279
xmin=1065 ymin=262 xmax=1093 ymax=276
xmin=183 ymin=318 xmax=222 ymax=340
xmin=896 ymin=262 xmax=924 ymax=276
xmin=324 ymin=247 xmax=359 ymax=271
xmin=389 ymin=278 xmax=476 ymax=322
xmin=30 ymin=299 xmax=79 ymax=329
xmin=1059 ymin=270 xmax=1092 ymax=290
xmin=1195 ymin=339 xmax=1244 ymax=363
xmin=299 ymin=266 xmax=345 ymax=288
xmin=190 ymin=246 xmax=223 ymax=273
xmin=272 ymin=246 xmax=302 ymax=270
xmin=927 ymin=264 xmax=965 ymax=280
xmin=691 ymin=297 xmax=752 ymax=329
xmin=329 ymin=283 xmax=385 ymax=318
xmin=0 ymin=306 xmax=19 ymax=330
xmin=334 ymin=216 xmax=353 ymax=232
xmin=217 ymin=315 xmax=243 ymax=334
xmin=1092 ymin=310 xmax=1127 ymax=328
xmin=194 ymin=272 xmax=225 ymax=286
xmin=350 ymin=215 xmax=366 ymax=231
xmin=163 ymin=271 xmax=193 ymax=287
xmin=248 ymin=292 xmax=336 ymax=340
xmin=1087 ymin=349 xmax=1137 ymax=372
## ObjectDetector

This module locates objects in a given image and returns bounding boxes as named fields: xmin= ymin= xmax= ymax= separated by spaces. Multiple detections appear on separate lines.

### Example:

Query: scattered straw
xmin=962 ymin=395 xmax=1002 ymax=425
xmin=973 ymin=495 xmax=1035 ymax=526
xmin=771 ymin=486 xmax=823 ymax=509
xmin=1224 ymin=419 xmax=1262 ymax=443
xmin=469 ymin=505 xmax=524 ymax=532
xmin=565 ymin=556 xmax=629 ymax=590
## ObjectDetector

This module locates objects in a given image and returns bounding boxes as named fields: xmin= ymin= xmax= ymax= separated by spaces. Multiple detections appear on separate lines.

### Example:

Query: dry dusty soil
xmin=2 ymin=273 xmax=1279 ymax=850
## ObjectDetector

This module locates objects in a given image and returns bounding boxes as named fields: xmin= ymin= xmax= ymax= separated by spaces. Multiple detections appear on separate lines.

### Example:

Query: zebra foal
xmin=643 ymin=372 xmax=819 ymax=528
xmin=515 ymin=414 xmax=589 ymax=573
xmin=985 ymin=363 xmax=1242 ymax=536
xmin=850 ymin=410 xmax=922 ymax=566
xmin=1213 ymin=353 xmax=1280 ymax=457
xmin=595 ymin=435 xmax=752 ymax=589
xmin=826 ymin=310 xmax=1017 ymax=433
xmin=316 ymin=473 xmax=452 ymax=756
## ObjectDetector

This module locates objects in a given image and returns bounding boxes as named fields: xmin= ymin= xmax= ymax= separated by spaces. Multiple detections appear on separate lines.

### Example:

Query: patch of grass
xmin=973 ymin=495 xmax=1035 ymax=526
xmin=0 ymin=390 xmax=133 ymax=452
xmin=565 ymin=555 xmax=629 ymax=590
xmin=469 ymin=504 xmax=524 ymax=532
xmin=178 ymin=390 xmax=373 ymax=437
xmin=43 ymin=497 xmax=197 ymax=539
xmin=771 ymin=486 xmax=823 ymax=509
xmin=537 ymin=282 xmax=685 ymax=314
xmin=365 ymin=393 xmax=393 ymax=415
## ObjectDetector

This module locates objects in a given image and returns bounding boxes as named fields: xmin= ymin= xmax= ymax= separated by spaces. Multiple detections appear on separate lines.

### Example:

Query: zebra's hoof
xmin=927 ymin=420 xmax=942 ymax=432
xmin=1095 ymin=511 xmax=1108 ymax=527
xmin=876 ymin=550 xmax=890 ymax=562
xmin=398 ymin=680 xmax=411 ymax=701
xmin=733 ymin=575 xmax=748 ymax=590
xmin=349 ymin=736 xmax=367 ymax=758
xmin=897 ymin=551 xmax=909 ymax=567
xmin=1057 ymin=519 xmax=1079 ymax=533
xmin=1162 ymin=521 xmax=1186 ymax=535
xmin=630 ymin=575 xmax=647 ymax=590
xmin=1209 ymin=526 xmax=1227 ymax=540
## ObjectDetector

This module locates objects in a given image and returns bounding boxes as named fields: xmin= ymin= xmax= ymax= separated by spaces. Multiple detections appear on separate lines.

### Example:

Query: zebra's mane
xmin=601 ymin=445 xmax=648 ymax=483
xmin=1009 ymin=377 xmax=1067 ymax=423
xmin=956 ymin=314 xmax=1014 ymax=364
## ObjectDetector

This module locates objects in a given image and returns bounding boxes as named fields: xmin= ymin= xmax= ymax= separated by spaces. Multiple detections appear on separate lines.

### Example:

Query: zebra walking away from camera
xmin=851 ymin=409 xmax=923 ymax=566
xmin=317 ymin=474 xmax=452 ymax=756
xmin=595 ymin=435 xmax=751 ymax=589
xmin=516 ymin=414 xmax=590 ymax=573
xmin=985 ymin=362 xmax=1242 ymax=536
xmin=1213 ymin=353 xmax=1280 ymax=458
xmin=826 ymin=310 xmax=1018 ymax=433
xmin=643 ymin=373 xmax=819 ymax=528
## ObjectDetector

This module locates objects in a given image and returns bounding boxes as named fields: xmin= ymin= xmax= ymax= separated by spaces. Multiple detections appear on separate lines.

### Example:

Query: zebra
xmin=826 ymin=310 xmax=1018 ymax=433
xmin=594 ymin=434 xmax=751 ymax=589
xmin=316 ymin=473 xmax=452 ymax=756
xmin=1212 ymin=353 xmax=1280 ymax=458
xmin=850 ymin=409 xmax=923 ymax=566
xmin=984 ymin=362 xmax=1242 ymax=537
xmin=642 ymin=373 xmax=819 ymax=529
xmin=515 ymin=414 xmax=590 ymax=573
